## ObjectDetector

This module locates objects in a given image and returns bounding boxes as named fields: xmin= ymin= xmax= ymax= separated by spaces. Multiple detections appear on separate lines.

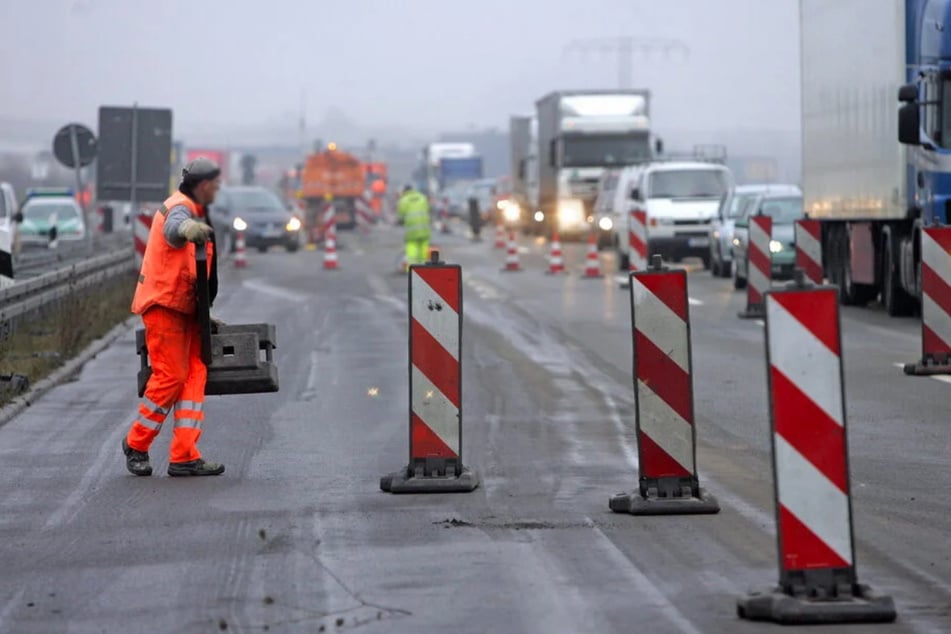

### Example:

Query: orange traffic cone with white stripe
xmin=582 ymin=232 xmax=604 ymax=279
xmin=547 ymin=231 xmax=565 ymax=275
xmin=494 ymin=223 xmax=506 ymax=249
xmin=501 ymin=230 xmax=521 ymax=272
xmin=234 ymin=230 xmax=247 ymax=268
xmin=323 ymin=222 xmax=339 ymax=270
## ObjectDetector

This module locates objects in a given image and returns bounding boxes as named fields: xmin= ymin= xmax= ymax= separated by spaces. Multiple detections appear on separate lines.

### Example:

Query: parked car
xmin=709 ymin=183 xmax=801 ymax=277
xmin=209 ymin=186 xmax=301 ymax=253
xmin=731 ymin=192 xmax=804 ymax=289
xmin=18 ymin=188 xmax=86 ymax=247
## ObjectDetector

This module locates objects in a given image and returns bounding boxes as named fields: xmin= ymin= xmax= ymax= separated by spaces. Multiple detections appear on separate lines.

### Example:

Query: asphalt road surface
xmin=0 ymin=222 xmax=949 ymax=633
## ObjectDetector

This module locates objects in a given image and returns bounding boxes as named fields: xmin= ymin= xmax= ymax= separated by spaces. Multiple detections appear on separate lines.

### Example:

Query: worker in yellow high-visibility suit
xmin=397 ymin=184 xmax=431 ymax=270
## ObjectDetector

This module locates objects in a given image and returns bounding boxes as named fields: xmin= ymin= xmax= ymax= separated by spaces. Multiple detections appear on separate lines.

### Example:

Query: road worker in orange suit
xmin=122 ymin=157 xmax=226 ymax=477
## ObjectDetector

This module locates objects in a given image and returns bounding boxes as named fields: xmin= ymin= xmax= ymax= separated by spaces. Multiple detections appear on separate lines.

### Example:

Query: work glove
xmin=210 ymin=315 xmax=226 ymax=333
xmin=179 ymin=218 xmax=214 ymax=243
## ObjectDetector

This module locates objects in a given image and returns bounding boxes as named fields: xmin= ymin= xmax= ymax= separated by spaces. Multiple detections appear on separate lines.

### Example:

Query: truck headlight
xmin=534 ymin=211 xmax=545 ymax=223
xmin=503 ymin=203 xmax=521 ymax=222
xmin=557 ymin=201 xmax=584 ymax=227
xmin=598 ymin=216 xmax=613 ymax=231
xmin=233 ymin=217 xmax=248 ymax=232
xmin=732 ymin=237 xmax=741 ymax=247
xmin=769 ymin=239 xmax=783 ymax=253
xmin=286 ymin=216 xmax=302 ymax=232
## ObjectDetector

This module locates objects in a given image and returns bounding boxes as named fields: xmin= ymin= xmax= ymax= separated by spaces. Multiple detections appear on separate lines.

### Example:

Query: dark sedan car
xmin=209 ymin=186 xmax=302 ymax=253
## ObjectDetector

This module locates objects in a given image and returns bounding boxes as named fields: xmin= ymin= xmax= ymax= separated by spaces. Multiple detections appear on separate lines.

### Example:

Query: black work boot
xmin=168 ymin=458 xmax=225 ymax=477
xmin=122 ymin=439 xmax=153 ymax=476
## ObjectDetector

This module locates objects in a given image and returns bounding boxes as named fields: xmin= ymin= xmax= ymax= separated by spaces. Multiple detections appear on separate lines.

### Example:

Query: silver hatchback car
xmin=708 ymin=183 xmax=800 ymax=277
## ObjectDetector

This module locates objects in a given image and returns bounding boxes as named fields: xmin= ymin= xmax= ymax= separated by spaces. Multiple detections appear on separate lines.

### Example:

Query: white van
xmin=0 ymin=183 xmax=20 ymax=284
xmin=615 ymin=161 xmax=733 ymax=268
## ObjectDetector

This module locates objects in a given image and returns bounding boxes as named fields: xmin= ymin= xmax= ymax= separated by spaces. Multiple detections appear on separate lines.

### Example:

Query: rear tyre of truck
xmin=618 ymin=250 xmax=630 ymax=272
xmin=828 ymin=224 xmax=876 ymax=306
xmin=883 ymin=234 xmax=915 ymax=317
xmin=732 ymin=257 xmax=747 ymax=290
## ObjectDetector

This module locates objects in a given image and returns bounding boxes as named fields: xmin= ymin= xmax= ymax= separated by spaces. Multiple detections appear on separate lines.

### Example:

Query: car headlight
xmin=769 ymin=239 xmax=783 ymax=253
xmin=233 ymin=217 xmax=248 ymax=232
xmin=534 ymin=211 xmax=544 ymax=223
xmin=503 ymin=204 xmax=521 ymax=222
xmin=286 ymin=217 xmax=302 ymax=232
xmin=557 ymin=201 xmax=585 ymax=227
xmin=598 ymin=216 xmax=613 ymax=231
xmin=732 ymin=237 xmax=741 ymax=247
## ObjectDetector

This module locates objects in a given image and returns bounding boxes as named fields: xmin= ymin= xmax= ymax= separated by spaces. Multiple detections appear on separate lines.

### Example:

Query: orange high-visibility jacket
xmin=131 ymin=192 xmax=214 ymax=316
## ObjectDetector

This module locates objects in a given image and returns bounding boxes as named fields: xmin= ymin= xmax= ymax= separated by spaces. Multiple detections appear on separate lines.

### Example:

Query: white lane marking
xmin=688 ymin=297 xmax=704 ymax=306
xmin=375 ymin=293 xmax=407 ymax=313
xmin=241 ymin=279 xmax=308 ymax=303
xmin=301 ymin=351 xmax=320 ymax=400
xmin=586 ymin=525 xmax=706 ymax=634
xmin=756 ymin=320 xmax=765 ymax=327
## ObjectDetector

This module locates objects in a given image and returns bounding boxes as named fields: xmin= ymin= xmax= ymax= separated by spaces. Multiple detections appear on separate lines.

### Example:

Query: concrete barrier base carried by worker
xmin=737 ymin=584 xmax=897 ymax=625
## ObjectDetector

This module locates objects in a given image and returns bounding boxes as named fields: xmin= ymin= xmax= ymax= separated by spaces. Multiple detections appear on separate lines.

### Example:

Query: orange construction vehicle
xmin=299 ymin=144 xmax=364 ymax=237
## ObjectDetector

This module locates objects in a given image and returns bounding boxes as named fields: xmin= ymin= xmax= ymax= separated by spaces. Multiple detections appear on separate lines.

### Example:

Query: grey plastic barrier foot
xmin=380 ymin=466 xmax=480 ymax=494
xmin=903 ymin=361 xmax=951 ymax=376
xmin=737 ymin=307 xmax=766 ymax=319
xmin=609 ymin=488 xmax=720 ymax=515
xmin=737 ymin=584 xmax=896 ymax=624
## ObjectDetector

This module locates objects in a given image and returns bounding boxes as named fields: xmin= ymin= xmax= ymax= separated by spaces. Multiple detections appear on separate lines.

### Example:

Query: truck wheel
xmin=701 ymin=253 xmax=711 ymax=270
xmin=883 ymin=236 xmax=915 ymax=316
xmin=618 ymin=251 xmax=630 ymax=271
xmin=733 ymin=257 xmax=747 ymax=290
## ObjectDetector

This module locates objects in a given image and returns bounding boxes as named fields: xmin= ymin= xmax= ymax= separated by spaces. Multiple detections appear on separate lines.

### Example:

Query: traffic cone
xmin=501 ymin=230 xmax=521 ymax=272
xmin=323 ymin=222 xmax=339 ymax=270
xmin=582 ymin=233 xmax=604 ymax=279
xmin=234 ymin=230 xmax=247 ymax=268
xmin=547 ymin=231 xmax=565 ymax=275
xmin=494 ymin=224 xmax=506 ymax=249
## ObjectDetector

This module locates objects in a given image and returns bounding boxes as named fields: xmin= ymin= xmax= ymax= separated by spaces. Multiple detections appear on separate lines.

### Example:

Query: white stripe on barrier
xmin=750 ymin=219 xmax=771 ymax=252
xmin=631 ymin=277 xmax=689 ymax=372
xmin=411 ymin=365 xmax=460 ymax=453
xmin=923 ymin=231 xmax=951 ymax=284
xmin=796 ymin=223 xmax=822 ymax=267
xmin=636 ymin=380 xmax=695 ymax=473
xmin=775 ymin=435 xmax=853 ymax=565
xmin=748 ymin=266 xmax=771 ymax=297
xmin=767 ymin=299 xmax=843 ymax=426
xmin=922 ymin=294 xmax=951 ymax=349
xmin=410 ymin=273 xmax=460 ymax=360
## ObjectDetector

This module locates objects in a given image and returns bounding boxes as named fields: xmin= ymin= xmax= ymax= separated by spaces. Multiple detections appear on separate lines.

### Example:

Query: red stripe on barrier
xmin=771 ymin=368 xmax=847 ymax=492
xmin=634 ymin=331 xmax=693 ymax=423
xmin=410 ymin=412 xmax=456 ymax=458
xmin=410 ymin=320 xmax=460 ymax=407
xmin=798 ymin=219 xmax=821 ymax=241
xmin=414 ymin=267 xmax=460 ymax=313
xmin=927 ymin=225 xmax=951 ymax=253
xmin=771 ymin=290 xmax=840 ymax=355
xmin=922 ymin=264 xmax=951 ymax=319
xmin=639 ymin=430 xmax=692 ymax=478
xmin=922 ymin=323 xmax=951 ymax=356
xmin=634 ymin=272 xmax=688 ymax=321
xmin=779 ymin=505 xmax=850 ymax=571
xmin=798 ymin=257 xmax=823 ymax=287
xmin=749 ymin=243 xmax=771 ymax=277
xmin=630 ymin=230 xmax=647 ymax=260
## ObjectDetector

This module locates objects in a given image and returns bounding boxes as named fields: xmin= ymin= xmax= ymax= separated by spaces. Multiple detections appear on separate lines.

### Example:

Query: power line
xmin=563 ymin=36 xmax=690 ymax=89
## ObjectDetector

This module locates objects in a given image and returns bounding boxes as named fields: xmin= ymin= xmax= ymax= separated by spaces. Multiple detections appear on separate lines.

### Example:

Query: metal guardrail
xmin=0 ymin=247 xmax=136 ymax=341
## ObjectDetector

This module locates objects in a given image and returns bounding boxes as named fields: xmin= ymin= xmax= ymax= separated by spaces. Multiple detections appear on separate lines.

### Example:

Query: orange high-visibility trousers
xmin=126 ymin=306 xmax=207 ymax=463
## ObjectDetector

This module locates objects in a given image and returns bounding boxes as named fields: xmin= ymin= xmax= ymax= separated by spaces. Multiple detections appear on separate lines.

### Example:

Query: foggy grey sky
xmin=0 ymin=0 xmax=799 ymax=144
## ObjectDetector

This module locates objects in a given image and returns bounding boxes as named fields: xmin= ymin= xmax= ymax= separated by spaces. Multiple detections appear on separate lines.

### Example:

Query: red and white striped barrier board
xmin=501 ymin=231 xmax=521 ymax=272
xmin=740 ymin=214 xmax=772 ymax=318
xmin=133 ymin=212 xmax=152 ymax=269
xmin=794 ymin=219 xmax=822 ymax=286
xmin=629 ymin=209 xmax=648 ymax=272
xmin=610 ymin=260 xmax=719 ymax=515
xmin=738 ymin=284 xmax=895 ymax=624
xmin=905 ymin=227 xmax=951 ymax=374
xmin=355 ymin=195 xmax=376 ymax=233
xmin=380 ymin=252 xmax=479 ymax=493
